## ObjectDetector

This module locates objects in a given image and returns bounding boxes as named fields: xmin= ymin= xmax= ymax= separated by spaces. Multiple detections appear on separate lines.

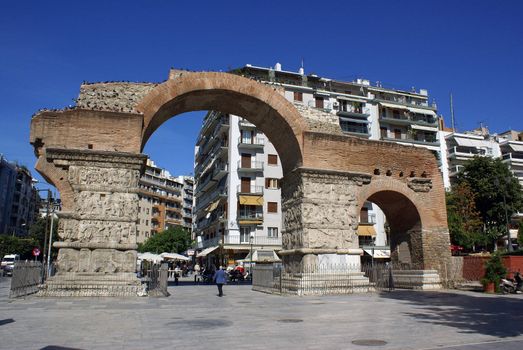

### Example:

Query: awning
xmin=196 ymin=246 xmax=219 ymax=258
xmin=357 ymin=224 xmax=376 ymax=237
xmin=454 ymin=137 xmax=490 ymax=148
xmin=507 ymin=142 xmax=523 ymax=153
xmin=407 ymin=106 xmax=437 ymax=116
xmin=379 ymin=102 xmax=409 ymax=110
xmin=411 ymin=124 xmax=438 ymax=132
xmin=363 ymin=248 xmax=391 ymax=259
xmin=339 ymin=116 xmax=370 ymax=124
xmin=337 ymin=95 xmax=367 ymax=103
xmin=239 ymin=195 xmax=264 ymax=206
xmin=160 ymin=252 xmax=190 ymax=261
xmin=206 ymin=200 xmax=220 ymax=213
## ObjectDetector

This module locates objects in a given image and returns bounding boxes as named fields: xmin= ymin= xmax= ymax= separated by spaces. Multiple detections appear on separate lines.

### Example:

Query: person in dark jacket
xmin=213 ymin=266 xmax=227 ymax=297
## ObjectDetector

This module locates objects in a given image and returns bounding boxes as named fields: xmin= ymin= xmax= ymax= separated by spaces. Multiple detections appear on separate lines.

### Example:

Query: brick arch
xmin=357 ymin=178 xmax=428 ymax=267
xmin=357 ymin=178 xmax=425 ymax=232
xmin=136 ymin=72 xmax=307 ymax=173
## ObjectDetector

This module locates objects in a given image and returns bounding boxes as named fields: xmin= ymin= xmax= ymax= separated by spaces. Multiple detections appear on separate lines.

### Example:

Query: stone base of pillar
xmin=391 ymin=270 xmax=442 ymax=290
xmin=38 ymin=273 xmax=144 ymax=297
xmin=282 ymin=271 xmax=372 ymax=296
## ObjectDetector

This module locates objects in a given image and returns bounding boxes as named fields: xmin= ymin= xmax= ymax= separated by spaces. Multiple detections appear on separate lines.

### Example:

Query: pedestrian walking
xmin=213 ymin=266 xmax=227 ymax=297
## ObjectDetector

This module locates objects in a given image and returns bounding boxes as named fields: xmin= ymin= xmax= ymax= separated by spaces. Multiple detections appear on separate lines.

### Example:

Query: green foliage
xmin=518 ymin=222 xmax=523 ymax=247
xmin=481 ymin=253 xmax=507 ymax=292
xmin=0 ymin=235 xmax=39 ymax=260
xmin=138 ymin=226 xmax=192 ymax=254
xmin=457 ymin=157 xmax=523 ymax=247
xmin=28 ymin=217 xmax=59 ymax=260
xmin=446 ymin=182 xmax=483 ymax=249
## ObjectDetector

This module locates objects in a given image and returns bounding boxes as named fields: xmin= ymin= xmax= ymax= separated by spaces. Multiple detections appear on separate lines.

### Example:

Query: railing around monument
xmin=9 ymin=261 xmax=43 ymax=298
xmin=143 ymin=263 xmax=169 ymax=297
xmin=252 ymin=262 xmax=442 ymax=296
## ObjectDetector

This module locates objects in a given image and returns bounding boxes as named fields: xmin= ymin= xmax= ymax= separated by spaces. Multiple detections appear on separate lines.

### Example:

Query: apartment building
xmin=224 ymin=63 xmax=446 ymax=260
xmin=137 ymin=159 xmax=193 ymax=243
xmin=193 ymin=111 xmax=282 ymax=266
xmin=0 ymin=155 xmax=39 ymax=236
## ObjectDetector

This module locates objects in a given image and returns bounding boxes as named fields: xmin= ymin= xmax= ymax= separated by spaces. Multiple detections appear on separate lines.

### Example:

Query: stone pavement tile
xmin=1 ymin=280 xmax=523 ymax=350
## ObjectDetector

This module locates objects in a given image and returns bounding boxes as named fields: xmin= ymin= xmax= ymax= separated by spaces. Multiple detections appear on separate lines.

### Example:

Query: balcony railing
xmin=237 ymin=160 xmax=264 ymax=171
xmin=380 ymin=114 xmax=437 ymax=127
xmin=238 ymin=136 xmax=265 ymax=147
xmin=337 ymin=107 xmax=370 ymax=117
xmin=448 ymin=146 xmax=486 ymax=158
xmin=223 ymin=235 xmax=281 ymax=246
xmin=237 ymin=185 xmax=264 ymax=195
xmin=502 ymin=152 xmax=523 ymax=163
xmin=238 ymin=211 xmax=263 ymax=221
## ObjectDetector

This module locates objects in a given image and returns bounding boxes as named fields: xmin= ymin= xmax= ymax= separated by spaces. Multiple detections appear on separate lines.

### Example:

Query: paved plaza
xmin=1 ymin=277 xmax=522 ymax=350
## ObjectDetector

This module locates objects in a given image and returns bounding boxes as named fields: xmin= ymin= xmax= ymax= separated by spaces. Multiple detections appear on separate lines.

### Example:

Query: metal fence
xmin=253 ymin=257 xmax=493 ymax=296
xmin=144 ymin=263 xmax=170 ymax=297
xmin=9 ymin=261 xmax=43 ymax=298
xmin=253 ymin=262 xmax=444 ymax=296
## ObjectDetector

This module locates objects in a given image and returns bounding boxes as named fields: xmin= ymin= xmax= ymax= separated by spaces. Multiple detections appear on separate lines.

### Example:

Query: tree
xmin=28 ymin=217 xmax=59 ymax=260
xmin=0 ymin=235 xmax=39 ymax=260
xmin=457 ymin=157 xmax=523 ymax=248
xmin=138 ymin=227 xmax=192 ymax=254
xmin=446 ymin=182 xmax=483 ymax=249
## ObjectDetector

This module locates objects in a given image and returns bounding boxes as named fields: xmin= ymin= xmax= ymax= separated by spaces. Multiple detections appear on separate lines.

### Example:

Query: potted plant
xmin=481 ymin=253 xmax=507 ymax=293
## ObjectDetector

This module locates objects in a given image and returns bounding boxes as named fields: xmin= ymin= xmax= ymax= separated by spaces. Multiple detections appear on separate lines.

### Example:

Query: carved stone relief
xmin=74 ymin=192 xmax=138 ymax=220
xmin=68 ymin=166 xmax=140 ymax=188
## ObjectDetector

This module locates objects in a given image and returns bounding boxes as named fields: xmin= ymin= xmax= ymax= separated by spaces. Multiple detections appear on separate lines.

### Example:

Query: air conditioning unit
xmin=333 ymin=101 xmax=339 ymax=108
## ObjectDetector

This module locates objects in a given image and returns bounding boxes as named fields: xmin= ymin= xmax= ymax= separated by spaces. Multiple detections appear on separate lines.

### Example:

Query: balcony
xmin=237 ymin=185 xmax=264 ymax=195
xmin=237 ymin=211 xmax=263 ymax=224
xmin=502 ymin=152 xmax=523 ymax=165
xmin=237 ymin=160 xmax=264 ymax=172
xmin=375 ymin=95 xmax=433 ymax=109
xmin=337 ymin=106 xmax=370 ymax=118
xmin=238 ymin=136 xmax=265 ymax=149
xmin=379 ymin=114 xmax=437 ymax=128
xmin=239 ymin=118 xmax=256 ymax=128
xmin=448 ymin=146 xmax=486 ymax=159
xmin=223 ymin=235 xmax=281 ymax=246
xmin=448 ymin=164 xmax=464 ymax=177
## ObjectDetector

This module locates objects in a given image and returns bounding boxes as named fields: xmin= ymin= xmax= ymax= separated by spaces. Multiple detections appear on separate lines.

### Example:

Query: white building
xmin=193 ymin=112 xmax=282 ymax=266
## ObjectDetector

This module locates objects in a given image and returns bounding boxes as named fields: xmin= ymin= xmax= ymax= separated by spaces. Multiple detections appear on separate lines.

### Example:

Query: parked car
xmin=1 ymin=254 xmax=20 ymax=276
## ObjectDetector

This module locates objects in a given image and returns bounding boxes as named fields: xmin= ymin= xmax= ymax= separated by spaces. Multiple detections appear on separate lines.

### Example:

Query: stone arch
xmin=136 ymin=71 xmax=307 ymax=173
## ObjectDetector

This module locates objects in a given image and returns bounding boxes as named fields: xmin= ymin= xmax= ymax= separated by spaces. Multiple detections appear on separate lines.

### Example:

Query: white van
xmin=1 ymin=254 xmax=20 ymax=276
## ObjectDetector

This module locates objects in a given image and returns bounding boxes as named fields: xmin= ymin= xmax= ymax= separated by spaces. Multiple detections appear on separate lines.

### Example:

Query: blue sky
xmin=0 ymin=0 xmax=522 ymax=189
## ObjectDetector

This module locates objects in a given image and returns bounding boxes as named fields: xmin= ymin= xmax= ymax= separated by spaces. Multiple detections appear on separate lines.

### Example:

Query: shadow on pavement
xmin=379 ymin=290 xmax=523 ymax=338
xmin=0 ymin=318 xmax=15 ymax=326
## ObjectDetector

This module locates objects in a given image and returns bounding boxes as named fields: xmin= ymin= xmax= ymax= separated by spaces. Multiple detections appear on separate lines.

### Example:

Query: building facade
xmin=0 ymin=155 xmax=39 ymax=236
xmin=137 ymin=159 xmax=193 ymax=244
xmin=193 ymin=111 xmax=282 ymax=266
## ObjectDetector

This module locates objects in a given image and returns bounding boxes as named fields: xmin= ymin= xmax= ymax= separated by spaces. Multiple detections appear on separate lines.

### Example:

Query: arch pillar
xmin=38 ymin=148 xmax=146 ymax=297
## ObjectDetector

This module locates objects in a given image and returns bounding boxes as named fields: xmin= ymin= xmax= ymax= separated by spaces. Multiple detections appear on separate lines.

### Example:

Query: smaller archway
xmin=359 ymin=190 xmax=424 ymax=269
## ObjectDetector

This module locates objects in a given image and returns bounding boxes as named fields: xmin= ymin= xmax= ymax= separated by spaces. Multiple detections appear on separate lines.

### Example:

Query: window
xmin=268 ymin=202 xmax=278 ymax=213
xmin=380 ymin=127 xmax=388 ymax=139
xmin=268 ymin=227 xmax=278 ymax=238
xmin=268 ymin=154 xmax=278 ymax=166
xmin=315 ymin=96 xmax=324 ymax=109
xmin=145 ymin=220 xmax=149 ymax=226
xmin=294 ymin=91 xmax=303 ymax=102
xmin=265 ymin=178 xmax=279 ymax=189
xmin=360 ymin=207 xmax=369 ymax=224
xmin=240 ymin=227 xmax=253 ymax=243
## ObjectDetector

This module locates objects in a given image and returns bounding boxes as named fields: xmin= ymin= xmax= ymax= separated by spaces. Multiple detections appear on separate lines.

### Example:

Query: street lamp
xmin=249 ymin=232 xmax=254 ymax=276
xmin=35 ymin=188 xmax=52 ymax=278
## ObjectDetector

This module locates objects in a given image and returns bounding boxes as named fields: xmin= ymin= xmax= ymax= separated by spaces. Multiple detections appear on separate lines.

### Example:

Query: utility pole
xmin=450 ymin=93 xmax=456 ymax=132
